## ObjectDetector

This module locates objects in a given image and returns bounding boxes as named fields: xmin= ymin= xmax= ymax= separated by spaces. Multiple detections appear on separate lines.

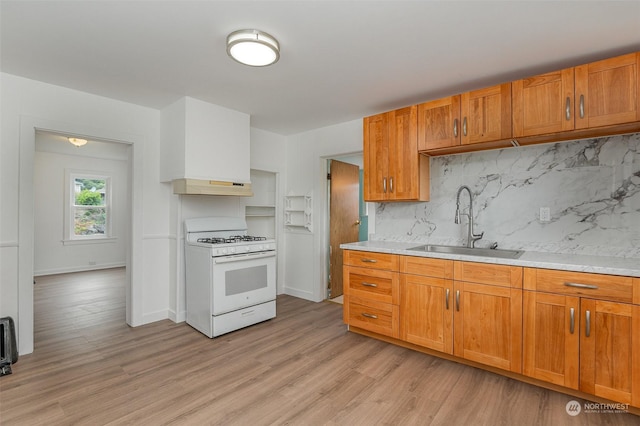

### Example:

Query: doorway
xmin=327 ymin=156 xmax=368 ymax=302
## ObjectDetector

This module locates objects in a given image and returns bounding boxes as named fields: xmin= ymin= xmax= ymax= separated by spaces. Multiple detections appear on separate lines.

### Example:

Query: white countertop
xmin=340 ymin=241 xmax=640 ymax=278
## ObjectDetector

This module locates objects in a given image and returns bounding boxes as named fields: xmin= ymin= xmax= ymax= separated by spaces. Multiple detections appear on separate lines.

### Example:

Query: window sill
xmin=62 ymin=237 xmax=118 ymax=246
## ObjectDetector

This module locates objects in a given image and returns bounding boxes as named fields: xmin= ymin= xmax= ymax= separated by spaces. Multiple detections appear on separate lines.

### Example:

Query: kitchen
xmin=1 ymin=1 xmax=640 ymax=424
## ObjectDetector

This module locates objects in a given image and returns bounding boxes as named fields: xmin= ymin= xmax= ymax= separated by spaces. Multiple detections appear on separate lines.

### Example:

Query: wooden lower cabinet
xmin=345 ymin=251 xmax=640 ymax=409
xmin=400 ymin=273 xmax=453 ymax=353
xmin=523 ymin=267 xmax=640 ymax=408
xmin=453 ymin=281 xmax=522 ymax=373
xmin=580 ymin=299 xmax=640 ymax=406
xmin=523 ymin=291 xmax=580 ymax=388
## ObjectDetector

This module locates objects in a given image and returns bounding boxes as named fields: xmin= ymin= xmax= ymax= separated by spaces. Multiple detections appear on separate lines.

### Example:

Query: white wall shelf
xmin=284 ymin=193 xmax=312 ymax=233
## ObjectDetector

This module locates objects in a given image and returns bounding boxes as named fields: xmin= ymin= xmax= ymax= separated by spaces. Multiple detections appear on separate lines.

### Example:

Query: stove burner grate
xmin=197 ymin=235 xmax=268 ymax=244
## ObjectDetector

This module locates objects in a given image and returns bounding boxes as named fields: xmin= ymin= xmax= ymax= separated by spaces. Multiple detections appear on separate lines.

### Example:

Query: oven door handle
xmin=213 ymin=251 xmax=276 ymax=264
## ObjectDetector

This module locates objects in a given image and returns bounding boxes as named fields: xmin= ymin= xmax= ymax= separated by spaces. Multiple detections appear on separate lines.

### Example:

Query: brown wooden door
xmin=329 ymin=160 xmax=360 ymax=299
xmin=461 ymin=83 xmax=512 ymax=145
xmin=453 ymin=281 xmax=522 ymax=373
xmin=388 ymin=105 xmax=418 ymax=200
xmin=418 ymin=96 xmax=461 ymax=150
xmin=523 ymin=291 xmax=580 ymax=389
xmin=575 ymin=52 xmax=640 ymax=130
xmin=363 ymin=113 xmax=389 ymax=201
xmin=579 ymin=299 xmax=640 ymax=406
xmin=401 ymin=273 xmax=453 ymax=354
xmin=513 ymin=67 xmax=575 ymax=137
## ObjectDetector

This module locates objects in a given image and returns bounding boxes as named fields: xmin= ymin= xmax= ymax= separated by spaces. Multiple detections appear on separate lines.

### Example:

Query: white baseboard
xmin=34 ymin=262 xmax=125 ymax=276
xmin=283 ymin=286 xmax=318 ymax=302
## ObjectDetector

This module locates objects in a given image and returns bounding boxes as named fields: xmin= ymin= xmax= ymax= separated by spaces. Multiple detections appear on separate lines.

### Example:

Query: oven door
xmin=211 ymin=251 xmax=276 ymax=315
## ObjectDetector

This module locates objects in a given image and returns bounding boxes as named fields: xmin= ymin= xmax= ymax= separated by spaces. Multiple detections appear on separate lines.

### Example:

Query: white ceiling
xmin=2 ymin=1 xmax=639 ymax=136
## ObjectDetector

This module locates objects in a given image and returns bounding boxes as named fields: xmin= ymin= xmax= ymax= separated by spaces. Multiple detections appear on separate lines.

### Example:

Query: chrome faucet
xmin=455 ymin=185 xmax=484 ymax=248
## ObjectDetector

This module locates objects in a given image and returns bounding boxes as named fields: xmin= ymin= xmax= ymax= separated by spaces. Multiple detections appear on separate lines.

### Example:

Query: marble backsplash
xmin=373 ymin=133 xmax=640 ymax=258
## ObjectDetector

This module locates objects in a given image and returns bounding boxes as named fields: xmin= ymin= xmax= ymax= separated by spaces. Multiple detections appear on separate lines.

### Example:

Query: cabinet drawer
xmin=524 ymin=268 xmax=634 ymax=304
xmin=454 ymin=261 xmax=523 ymax=288
xmin=344 ymin=250 xmax=399 ymax=271
xmin=345 ymin=266 xmax=398 ymax=304
xmin=347 ymin=296 xmax=399 ymax=338
xmin=401 ymin=255 xmax=453 ymax=279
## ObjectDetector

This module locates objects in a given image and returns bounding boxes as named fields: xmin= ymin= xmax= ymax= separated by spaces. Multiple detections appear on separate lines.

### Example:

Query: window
xmin=66 ymin=172 xmax=111 ymax=241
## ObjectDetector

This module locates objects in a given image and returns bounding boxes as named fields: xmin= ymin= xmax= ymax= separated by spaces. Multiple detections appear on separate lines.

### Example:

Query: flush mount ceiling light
xmin=68 ymin=137 xmax=88 ymax=147
xmin=227 ymin=29 xmax=280 ymax=67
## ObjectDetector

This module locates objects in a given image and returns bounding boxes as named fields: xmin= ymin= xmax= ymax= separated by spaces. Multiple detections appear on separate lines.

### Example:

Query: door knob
xmin=355 ymin=220 xmax=361 ymax=225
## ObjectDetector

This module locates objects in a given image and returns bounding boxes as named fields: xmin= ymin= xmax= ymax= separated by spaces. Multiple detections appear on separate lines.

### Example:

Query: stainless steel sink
xmin=407 ymin=244 xmax=524 ymax=259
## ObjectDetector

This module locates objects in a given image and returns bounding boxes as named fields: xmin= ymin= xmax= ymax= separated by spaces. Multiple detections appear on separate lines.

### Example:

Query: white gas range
xmin=184 ymin=217 xmax=276 ymax=338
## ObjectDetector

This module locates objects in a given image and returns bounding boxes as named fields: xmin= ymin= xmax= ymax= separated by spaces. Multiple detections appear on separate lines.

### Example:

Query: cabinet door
xmin=418 ymin=96 xmax=461 ymax=150
xmin=575 ymin=52 xmax=640 ymax=129
xmin=363 ymin=112 xmax=389 ymax=201
xmin=388 ymin=106 xmax=419 ymax=200
xmin=580 ymin=300 xmax=640 ymax=407
xmin=453 ymin=281 xmax=522 ymax=373
xmin=460 ymin=83 xmax=512 ymax=145
xmin=401 ymin=274 xmax=453 ymax=354
xmin=513 ymin=68 xmax=575 ymax=137
xmin=523 ymin=291 xmax=579 ymax=389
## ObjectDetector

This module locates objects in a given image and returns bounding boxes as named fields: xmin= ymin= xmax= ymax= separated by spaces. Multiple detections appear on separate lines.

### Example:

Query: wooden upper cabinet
xmin=513 ymin=67 xmax=575 ymax=137
xmin=363 ymin=112 xmax=389 ymax=201
xmin=418 ymin=83 xmax=512 ymax=151
xmin=363 ymin=106 xmax=429 ymax=202
xmin=575 ymin=52 xmax=640 ymax=129
xmin=418 ymin=96 xmax=461 ymax=150
xmin=513 ymin=51 xmax=640 ymax=138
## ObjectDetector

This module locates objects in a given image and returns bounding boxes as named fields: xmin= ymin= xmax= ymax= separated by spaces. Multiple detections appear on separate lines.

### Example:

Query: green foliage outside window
xmin=73 ymin=177 xmax=107 ymax=236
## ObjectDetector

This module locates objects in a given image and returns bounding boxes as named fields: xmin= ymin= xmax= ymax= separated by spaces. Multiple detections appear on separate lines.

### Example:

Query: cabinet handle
xmin=569 ymin=307 xmax=575 ymax=334
xmin=579 ymin=94 xmax=585 ymax=119
xmin=565 ymin=97 xmax=571 ymax=121
xmin=585 ymin=310 xmax=591 ymax=337
xmin=389 ymin=177 xmax=394 ymax=193
xmin=453 ymin=118 xmax=458 ymax=137
xmin=564 ymin=282 xmax=599 ymax=290
xmin=455 ymin=290 xmax=460 ymax=312
xmin=361 ymin=313 xmax=378 ymax=319
xmin=383 ymin=177 xmax=387 ymax=193
xmin=462 ymin=117 xmax=467 ymax=136
xmin=360 ymin=259 xmax=378 ymax=263
xmin=445 ymin=288 xmax=450 ymax=310
xmin=362 ymin=282 xmax=378 ymax=288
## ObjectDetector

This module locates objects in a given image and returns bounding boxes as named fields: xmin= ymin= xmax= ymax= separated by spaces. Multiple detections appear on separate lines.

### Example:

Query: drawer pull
xmin=361 ymin=282 xmax=378 ymax=288
xmin=456 ymin=290 xmax=460 ymax=312
xmin=564 ymin=282 xmax=599 ymax=290
xmin=361 ymin=313 xmax=378 ymax=319
xmin=445 ymin=288 xmax=450 ymax=310
xmin=585 ymin=310 xmax=591 ymax=337
xmin=361 ymin=259 xmax=378 ymax=263
xmin=569 ymin=307 xmax=575 ymax=334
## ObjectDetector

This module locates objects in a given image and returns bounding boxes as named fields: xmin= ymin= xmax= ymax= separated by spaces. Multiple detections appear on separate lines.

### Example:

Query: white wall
xmin=284 ymin=119 xmax=362 ymax=302
xmin=33 ymin=133 xmax=129 ymax=275
xmin=0 ymin=72 xmax=169 ymax=354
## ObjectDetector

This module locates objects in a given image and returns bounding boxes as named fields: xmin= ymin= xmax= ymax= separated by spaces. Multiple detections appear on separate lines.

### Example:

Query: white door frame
xmin=18 ymin=115 xmax=144 ymax=354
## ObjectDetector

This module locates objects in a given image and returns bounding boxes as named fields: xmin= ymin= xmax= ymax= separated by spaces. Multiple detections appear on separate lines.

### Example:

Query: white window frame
xmin=64 ymin=170 xmax=113 ymax=244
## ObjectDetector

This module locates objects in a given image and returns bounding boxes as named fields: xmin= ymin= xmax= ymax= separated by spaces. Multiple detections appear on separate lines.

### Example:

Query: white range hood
xmin=160 ymin=96 xmax=253 ymax=196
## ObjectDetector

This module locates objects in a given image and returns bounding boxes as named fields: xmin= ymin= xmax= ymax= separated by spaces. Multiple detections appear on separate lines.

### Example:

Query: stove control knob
xmin=221 ymin=248 xmax=227 ymax=255
xmin=229 ymin=247 xmax=235 ymax=254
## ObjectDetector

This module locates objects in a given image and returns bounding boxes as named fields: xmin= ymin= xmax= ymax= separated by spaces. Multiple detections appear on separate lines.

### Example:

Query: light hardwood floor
xmin=1 ymin=267 xmax=637 ymax=425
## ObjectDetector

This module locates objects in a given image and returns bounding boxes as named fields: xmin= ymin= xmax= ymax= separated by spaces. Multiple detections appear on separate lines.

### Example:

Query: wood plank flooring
xmin=1 ymin=267 xmax=637 ymax=425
